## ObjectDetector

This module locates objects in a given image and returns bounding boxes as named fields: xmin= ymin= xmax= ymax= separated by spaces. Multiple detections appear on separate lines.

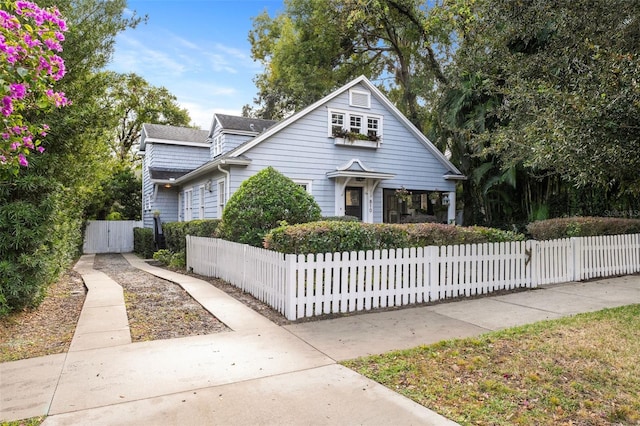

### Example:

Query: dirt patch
xmin=0 ymin=271 xmax=86 ymax=362
xmin=94 ymin=254 xmax=229 ymax=341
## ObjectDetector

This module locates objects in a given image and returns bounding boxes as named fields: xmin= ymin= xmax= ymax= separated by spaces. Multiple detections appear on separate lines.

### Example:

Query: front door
xmin=345 ymin=186 xmax=363 ymax=220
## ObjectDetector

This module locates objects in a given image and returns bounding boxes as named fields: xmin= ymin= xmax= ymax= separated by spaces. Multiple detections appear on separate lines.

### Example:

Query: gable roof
xmin=214 ymin=114 xmax=277 ymax=134
xmin=228 ymin=75 xmax=464 ymax=178
xmin=140 ymin=124 xmax=209 ymax=152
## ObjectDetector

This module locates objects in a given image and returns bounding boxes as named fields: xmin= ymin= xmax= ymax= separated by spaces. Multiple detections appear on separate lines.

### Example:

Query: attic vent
xmin=349 ymin=89 xmax=371 ymax=108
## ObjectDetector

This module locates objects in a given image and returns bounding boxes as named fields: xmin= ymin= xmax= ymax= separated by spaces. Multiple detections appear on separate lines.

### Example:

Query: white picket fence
xmin=186 ymin=234 xmax=640 ymax=321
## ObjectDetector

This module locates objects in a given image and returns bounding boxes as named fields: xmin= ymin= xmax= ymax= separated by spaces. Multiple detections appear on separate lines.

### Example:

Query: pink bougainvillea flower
xmin=1 ymin=96 xmax=13 ymax=117
xmin=18 ymin=153 xmax=28 ymax=167
xmin=37 ymin=146 xmax=45 ymax=153
xmin=10 ymin=83 xmax=27 ymax=100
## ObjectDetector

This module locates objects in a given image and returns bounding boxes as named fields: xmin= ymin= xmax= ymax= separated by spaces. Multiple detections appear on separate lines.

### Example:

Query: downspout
xmin=218 ymin=164 xmax=230 ymax=204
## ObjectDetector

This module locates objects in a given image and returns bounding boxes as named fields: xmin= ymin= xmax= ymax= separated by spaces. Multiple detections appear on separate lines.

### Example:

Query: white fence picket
xmin=186 ymin=233 xmax=640 ymax=321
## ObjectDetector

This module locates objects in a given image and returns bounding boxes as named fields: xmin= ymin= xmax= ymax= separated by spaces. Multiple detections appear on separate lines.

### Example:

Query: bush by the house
xmin=152 ymin=249 xmax=186 ymax=269
xmin=133 ymin=227 xmax=155 ymax=258
xmin=163 ymin=219 xmax=220 ymax=254
xmin=527 ymin=217 xmax=640 ymax=240
xmin=216 ymin=167 xmax=322 ymax=247
xmin=321 ymin=215 xmax=360 ymax=222
xmin=264 ymin=221 xmax=524 ymax=254
xmin=159 ymin=219 xmax=220 ymax=269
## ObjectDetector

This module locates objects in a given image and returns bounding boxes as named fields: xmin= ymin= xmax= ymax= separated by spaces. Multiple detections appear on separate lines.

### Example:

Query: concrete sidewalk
xmin=1 ymin=254 xmax=638 ymax=425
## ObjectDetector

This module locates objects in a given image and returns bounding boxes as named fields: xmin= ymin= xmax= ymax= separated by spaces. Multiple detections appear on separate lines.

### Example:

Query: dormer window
xmin=213 ymin=135 xmax=222 ymax=156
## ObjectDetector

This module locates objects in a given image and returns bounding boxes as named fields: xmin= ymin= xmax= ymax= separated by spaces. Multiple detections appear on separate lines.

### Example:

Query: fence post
xmin=186 ymin=235 xmax=191 ymax=272
xmin=284 ymin=254 xmax=297 ymax=321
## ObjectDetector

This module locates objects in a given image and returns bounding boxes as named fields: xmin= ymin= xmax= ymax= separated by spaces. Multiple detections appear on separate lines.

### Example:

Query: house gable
xmin=228 ymin=76 xmax=463 ymax=179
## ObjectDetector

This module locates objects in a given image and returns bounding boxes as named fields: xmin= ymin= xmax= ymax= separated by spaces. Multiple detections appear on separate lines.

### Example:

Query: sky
xmin=108 ymin=0 xmax=285 ymax=130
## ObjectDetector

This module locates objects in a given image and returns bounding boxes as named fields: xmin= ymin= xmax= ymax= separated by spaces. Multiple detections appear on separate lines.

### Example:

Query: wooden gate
xmin=83 ymin=220 xmax=143 ymax=254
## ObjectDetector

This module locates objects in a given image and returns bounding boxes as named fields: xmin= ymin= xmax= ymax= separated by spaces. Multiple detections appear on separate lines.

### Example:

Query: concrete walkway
xmin=1 ymin=254 xmax=639 ymax=425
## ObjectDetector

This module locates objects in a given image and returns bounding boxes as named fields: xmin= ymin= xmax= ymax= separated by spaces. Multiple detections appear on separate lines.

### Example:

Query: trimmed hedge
xmin=527 ymin=217 xmax=640 ymax=240
xmin=163 ymin=219 xmax=220 ymax=254
xmin=133 ymin=227 xmax=154 ymax=259
xmin=264 ymin=221 xmax=524 ymax=254
xmin=216 ymin=167 xmax=322 ymax=247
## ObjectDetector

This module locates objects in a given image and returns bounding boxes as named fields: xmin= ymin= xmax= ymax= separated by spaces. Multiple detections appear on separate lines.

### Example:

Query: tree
xmin=456 ymin=0 xmax=640 ymax=195
xmin=0 ymin=0 xmax=142 ymax=315
xmin=101 ymin=71 xmax=192 ymax=162
xmin=248 ymin=0 xmax=454 ymax=129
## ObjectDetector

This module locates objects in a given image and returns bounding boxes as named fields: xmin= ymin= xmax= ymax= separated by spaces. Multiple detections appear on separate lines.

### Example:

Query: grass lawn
xmin=344 ymin=304 xmax=640 ymax=425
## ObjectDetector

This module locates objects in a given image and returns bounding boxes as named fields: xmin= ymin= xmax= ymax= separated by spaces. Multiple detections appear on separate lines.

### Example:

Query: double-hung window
xmin=184 ymin=189 xmax=193 ymax=221
xmin=328 ymin=108 xmax=383 ymax=146
xmin=217 ymin=179 xmax=226 ymax=218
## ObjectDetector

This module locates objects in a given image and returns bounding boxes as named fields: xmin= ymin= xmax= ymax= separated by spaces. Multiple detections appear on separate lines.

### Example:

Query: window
xmin=213 ymin=135 xmax=222 ymax=156
xmin=144 ymin=194 xmax=152 ymax=211
xmin=327 ymin=109 xmax=383 ymax=146
xmin=217 ymin=179 xmax=226 ymax=218
xmin=199 ymin=186 xmax=205 ymax=219
xmin=331 ymin=112 xmax=344 ymax=136
xmin=292 ymin=179 xmax=313 ymax=194
xmin=184 ymin=189 xmax=193 ymax=221
xmin=367 ymin=117 xmax=379 ymax=138
xmin=349 ymin=115 xmax=362 ymax=134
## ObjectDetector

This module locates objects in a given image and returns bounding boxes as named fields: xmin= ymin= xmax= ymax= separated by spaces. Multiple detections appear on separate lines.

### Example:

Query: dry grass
xmin=344 ymin=304 xmax=640 ymax=425
xmin=0 ymin=272 xmax=85 ymax=363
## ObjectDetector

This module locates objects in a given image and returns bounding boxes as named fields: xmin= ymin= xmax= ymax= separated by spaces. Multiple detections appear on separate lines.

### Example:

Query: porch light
xmin=442 ymin=193 xmax=450 ymax=206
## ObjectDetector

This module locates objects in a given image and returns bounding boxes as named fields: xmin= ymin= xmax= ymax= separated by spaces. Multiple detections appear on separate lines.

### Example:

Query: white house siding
xmin=230 ymin=82 xmax=455 ymax=221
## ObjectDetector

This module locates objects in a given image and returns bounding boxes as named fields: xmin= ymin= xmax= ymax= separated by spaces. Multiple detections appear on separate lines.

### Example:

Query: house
xmin=139 ymin=76 xmax=465 ymax=229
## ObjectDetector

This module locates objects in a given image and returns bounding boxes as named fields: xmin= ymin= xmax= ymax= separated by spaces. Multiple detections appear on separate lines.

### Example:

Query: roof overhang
xmin=443 ymin=173 xmax=467 ymax=181
xmin=175 ymin=156 xmax=252 ymax=184
xmin=326 ymin=170 xmax=395 ymax=180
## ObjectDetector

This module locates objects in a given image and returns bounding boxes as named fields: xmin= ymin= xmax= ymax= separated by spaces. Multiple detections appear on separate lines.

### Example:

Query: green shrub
xmin=169 ymin=251 xmax=186 ymax=269
xmin=0 ymin=177 xmax=83 ymax=316
xmin=264 ymin=221 xmax=523 ymax=254
xmin=163 ymin=219 xmax=220 ymax=253
xmin=321 ymin=215 xmax=360 ymax=222
xmin=217 ymin=167 xmax=322 ymax=247
xmin=153 ymin=249 xmax=173 ymax=265
xmin=133 ymin=227 xmax=154 ymax=258
xmin=527 ymin=217 xmax=640 ymax=240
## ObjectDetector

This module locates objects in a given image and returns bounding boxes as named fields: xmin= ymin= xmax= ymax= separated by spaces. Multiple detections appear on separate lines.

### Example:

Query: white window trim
xmin=144 ymin=194 xmax=152 ymax=211
xmin=184 ymin=189 xmax=193 ymax=221
xmin=327 ymin=108 xmax=383 ymax=148
xmin=213 ymin=135 xmax=222 ymax=157
xmin=292 ymin=179 xmax=313 ymax=194
xmin=217 ymin=179 xmax=226 ymax=219
xmin=199 ymin=186 xmax=205 ymax=219
xmin=349 ymin=88 xmax=371 ymax=108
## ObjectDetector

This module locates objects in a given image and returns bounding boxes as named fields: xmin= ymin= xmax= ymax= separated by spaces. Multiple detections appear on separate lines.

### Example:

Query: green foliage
xmin=84 ymin=165 xmax=142 ymax=220
xmin=163 ymin=219 xmax=220 ymax=254
xmin=0 ymin=0 xmax=143 ymax=316
xmin=152 ymin=249 xmax=173 ymax=265
xmin=0 ymin=176 xmax=83 ymax=316
xmin=322 ymin=215 xmax=360 ymax=222
xmin=527 ymin=217 xmax=640 ymax=240
xmin=217 ymin=167 xmax=321 ymax=247
xmin=264 ymin=221 xmax=524 ymax=254
xmin=133 ymin=227 xmax=154 ymax=259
